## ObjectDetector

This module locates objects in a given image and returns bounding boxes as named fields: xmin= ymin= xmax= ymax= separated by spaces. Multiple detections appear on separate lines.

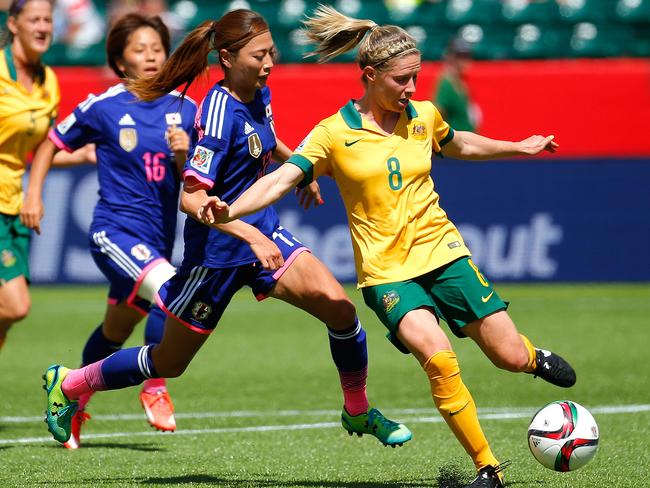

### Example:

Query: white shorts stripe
xmin=173 ymin=267 xmax=209 ymax=317
xmin=93 ymin=231 xmax=142 ymax=280
xmin=168 ymin=266 xmax=205 ymax=314
xmin=167 ymin=265 xmax=200 ymax=312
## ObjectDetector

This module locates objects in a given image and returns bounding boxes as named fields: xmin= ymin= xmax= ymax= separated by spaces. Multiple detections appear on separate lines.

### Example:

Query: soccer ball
xmin=527 ymin=400 xmax=599 ymax=472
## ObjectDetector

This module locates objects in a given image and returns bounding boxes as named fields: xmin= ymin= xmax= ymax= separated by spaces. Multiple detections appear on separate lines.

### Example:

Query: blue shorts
xmin=157 ymin=226 xmax=309 ymax=334
xmin=89 ymin=226 xmax=172 ymax=316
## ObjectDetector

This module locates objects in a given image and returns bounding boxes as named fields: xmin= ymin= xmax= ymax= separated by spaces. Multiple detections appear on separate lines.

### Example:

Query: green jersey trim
xmin=287 ymin=154 xmax=314 ymax=188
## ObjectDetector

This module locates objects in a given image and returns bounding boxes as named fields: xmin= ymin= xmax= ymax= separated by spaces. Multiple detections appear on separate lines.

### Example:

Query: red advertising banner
xmin=53 ymin=59 xmax=650 ymax=157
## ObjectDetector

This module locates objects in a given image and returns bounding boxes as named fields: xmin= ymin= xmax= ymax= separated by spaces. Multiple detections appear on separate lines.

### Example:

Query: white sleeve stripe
xmin=204 ymin=92 xmax=217 ymax=136
xmin=211 ymin=92 xmax=224 ymax=138
xmin=217 ymin=96 xmax=227 ymax=139
xmin=79 ymin=85 xmax=126 ymax=113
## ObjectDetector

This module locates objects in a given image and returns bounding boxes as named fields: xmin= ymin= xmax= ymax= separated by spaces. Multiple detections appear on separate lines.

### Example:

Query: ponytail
xmin=128 ymin=20 xmax=215 ymax=102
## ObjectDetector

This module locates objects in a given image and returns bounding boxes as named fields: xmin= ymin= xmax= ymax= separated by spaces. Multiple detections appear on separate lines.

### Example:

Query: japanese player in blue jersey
xmin=43 ymin=9 xmax=412 ymax=450
xmin=30 ymin=14 xmax=196 ymax=448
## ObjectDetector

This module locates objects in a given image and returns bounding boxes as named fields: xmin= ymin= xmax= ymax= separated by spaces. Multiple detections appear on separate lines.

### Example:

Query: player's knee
xmin=324 ymin=296 xmax=357 ymax=328
xmin=0 ymin=300 xmax=30 ymax=323
xmin=493 ymin=347 xmax=530 ymax=372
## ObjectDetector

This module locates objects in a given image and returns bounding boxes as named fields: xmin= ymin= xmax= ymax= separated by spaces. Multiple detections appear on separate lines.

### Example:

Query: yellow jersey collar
xmin=340 ymin=99 xmax=419 ymax=130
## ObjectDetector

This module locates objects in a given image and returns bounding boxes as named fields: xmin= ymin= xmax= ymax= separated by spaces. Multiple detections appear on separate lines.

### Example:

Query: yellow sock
xmin=519 ymin=334 xmax=537 ymax=373
xmin=424 ymin=350 xmax=499 ymax=471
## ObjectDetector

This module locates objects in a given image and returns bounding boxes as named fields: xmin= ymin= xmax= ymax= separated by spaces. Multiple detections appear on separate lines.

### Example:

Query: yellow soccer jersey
xmin=288 ymin=100 xmax=471 ymax=287
xmin=0 ymin=46 xmax=60 ymax=215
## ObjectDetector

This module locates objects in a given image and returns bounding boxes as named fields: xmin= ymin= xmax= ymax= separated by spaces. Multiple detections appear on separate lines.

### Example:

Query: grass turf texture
xmin=1 ymin=284 xmax=648 ymax=487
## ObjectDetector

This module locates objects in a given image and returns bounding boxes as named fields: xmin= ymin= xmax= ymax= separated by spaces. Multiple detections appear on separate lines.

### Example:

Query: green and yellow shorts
xmin=0 ymin=213 xmax=30 ymax=285
xmin=362 ymin=257 xmax=508 ymax=354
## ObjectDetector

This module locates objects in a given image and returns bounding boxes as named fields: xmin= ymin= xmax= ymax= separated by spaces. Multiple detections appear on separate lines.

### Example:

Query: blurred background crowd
xmin=1 ymin=0 xmax=648 ymax=66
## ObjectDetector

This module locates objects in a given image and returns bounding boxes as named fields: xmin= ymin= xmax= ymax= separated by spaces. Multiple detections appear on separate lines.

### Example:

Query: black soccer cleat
xmin=463 ymin=461 xmax=511 ymax=488
xmin=530 ymin=348 xmax=576 ymax=388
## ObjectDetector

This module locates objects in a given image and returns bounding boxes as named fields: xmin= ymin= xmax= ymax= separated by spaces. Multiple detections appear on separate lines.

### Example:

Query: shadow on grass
xmin=137 ymin=475 xmax=436 ymax=487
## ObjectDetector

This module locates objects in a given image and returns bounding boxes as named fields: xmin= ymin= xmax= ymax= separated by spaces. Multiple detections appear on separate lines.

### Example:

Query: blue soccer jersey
xmin=50 ymin=83 xmax=197 ymax=253
xmin=182 ymin=83 xmax=279 ymax=268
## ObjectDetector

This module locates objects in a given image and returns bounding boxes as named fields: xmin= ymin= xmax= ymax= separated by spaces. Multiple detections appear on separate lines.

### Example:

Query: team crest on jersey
xmin=191 ymin=301 xmax=212 ymax=321
xmin=119 ymin=128 xmax=138 ymax=152
xmin=57 ymin=113 xmax=77 ymax=135
xmin=191 ymin=145 xmax=214 ymax=173
xmin=411 ymin=122 xmax=428 ymax=141
xmin=248 ymin=133 xmax=263 ymax=158
xmin=130 ymin=244 xmax=153 ymax=262
xmin=381 ymin=290 xmax=400 ymax=314
xmin=1 ymin=249 xmax=16 ymax=268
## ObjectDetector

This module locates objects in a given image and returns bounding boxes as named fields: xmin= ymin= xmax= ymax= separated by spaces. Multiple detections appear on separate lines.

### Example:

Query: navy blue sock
xmin=82 ymin=324 xmax=123 ymax=366
xmin=100 ymin=345 xmax=160 ymax=390
xmin=327 ymin=318 xmax=368 ymax=372
xmin=144 ymin=306 xmax=166 ymax=345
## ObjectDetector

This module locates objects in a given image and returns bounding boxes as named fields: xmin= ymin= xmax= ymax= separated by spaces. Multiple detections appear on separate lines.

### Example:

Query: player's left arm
xmin=443 ymin=130 xmax=559 ymax=160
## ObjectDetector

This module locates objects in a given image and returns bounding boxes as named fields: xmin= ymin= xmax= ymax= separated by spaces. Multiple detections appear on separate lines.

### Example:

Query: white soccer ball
xmin=527 ymin=400 xmax=599 ymax=472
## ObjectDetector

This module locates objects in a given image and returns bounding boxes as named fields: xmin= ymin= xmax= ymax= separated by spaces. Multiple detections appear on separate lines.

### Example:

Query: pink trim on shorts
xmin=125 ymin=257 xmax=168 ymax=317
xmin=107 ymin=297 xmax=118 ymax=305
xmin=154 ymin=294 xmax=213 ymax=335
xmin=255 ymin=247 xmax=311 ymax=301
xmin=183 ymin=170 xmax=214 ymax=189
xmin=48 ymin=129 xmax=74 ymax=152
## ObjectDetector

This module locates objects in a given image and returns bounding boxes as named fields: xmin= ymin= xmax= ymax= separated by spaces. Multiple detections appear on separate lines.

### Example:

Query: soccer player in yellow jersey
xmin=199 ymin=6 xmax=577 ymax=488
xmin=0 ymin=0 xmax=59 ymax=352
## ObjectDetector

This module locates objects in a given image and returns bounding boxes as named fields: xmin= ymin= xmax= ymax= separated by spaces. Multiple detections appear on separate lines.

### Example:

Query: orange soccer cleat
xmin=139 ymin=388 xmax=176 ymax=432
xmin=63 ymin=409 xmax=91 ymax=450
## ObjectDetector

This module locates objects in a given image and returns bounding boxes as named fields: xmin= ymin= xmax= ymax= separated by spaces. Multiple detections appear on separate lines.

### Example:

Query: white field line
xmin=1 ymin=404 xmax=648 ymax=446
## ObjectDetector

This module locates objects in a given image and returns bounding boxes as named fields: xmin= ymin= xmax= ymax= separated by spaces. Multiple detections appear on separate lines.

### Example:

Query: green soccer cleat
xmin=43 ymin=365 xmax=78 ymax=443
xmin=341 ymin=407 xmax=412 ymax=447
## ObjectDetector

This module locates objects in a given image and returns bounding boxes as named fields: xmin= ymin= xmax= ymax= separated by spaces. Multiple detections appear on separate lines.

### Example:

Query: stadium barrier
xmin=30 ymin=158 xmax=650 ymax=283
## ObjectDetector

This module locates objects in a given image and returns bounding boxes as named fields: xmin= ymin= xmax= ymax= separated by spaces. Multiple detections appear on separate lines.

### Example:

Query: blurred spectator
xmin=53 ymin=0 xmax=104 ymax=48
xmin=432 ymin=37 xmax=482 ymax=133
xmin=109 ymin=0 xmax=187 ymax=43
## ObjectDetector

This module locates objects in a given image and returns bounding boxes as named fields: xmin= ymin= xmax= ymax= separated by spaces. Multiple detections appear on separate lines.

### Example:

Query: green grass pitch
xmin=1 ymin=284 xmax=649 ymax=487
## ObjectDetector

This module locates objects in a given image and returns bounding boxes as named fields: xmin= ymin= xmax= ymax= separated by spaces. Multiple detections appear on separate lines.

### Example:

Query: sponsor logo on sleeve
xmin=265 ymin=104 xmax=273 ymax=119
xmin=190 ymin=145 xmax=215 ymax=173
xmin=56 ymin=113 xmax=77 ymax=135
